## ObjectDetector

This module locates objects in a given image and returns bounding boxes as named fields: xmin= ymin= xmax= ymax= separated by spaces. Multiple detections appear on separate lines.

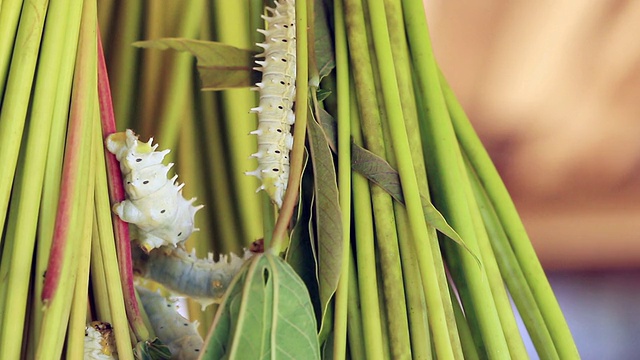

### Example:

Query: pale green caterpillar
xmin=106 ymin=130 xmax=203 ymax=252
xmin=136 ymin=286 xmax=203 ymax=360
xmin=132 ymin=244 xmax=255 ymax=309
xmin=247 ymin=0 xmax=297 ymax=208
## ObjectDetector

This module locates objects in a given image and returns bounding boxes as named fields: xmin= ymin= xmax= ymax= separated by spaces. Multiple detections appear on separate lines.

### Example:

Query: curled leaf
xmin=133 ymin=38 xmax=258 ymax=90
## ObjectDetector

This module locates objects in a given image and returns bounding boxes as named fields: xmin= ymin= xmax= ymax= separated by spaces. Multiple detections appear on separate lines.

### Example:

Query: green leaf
xmin=316 ymin=88 xmax=332 ymax=103
xmin=133 ymin=38 xmax=258 ymax=90
xmin=351 ymin=143 xmax=479 ymax=262
xmin=202 ymin=253 xmax=320 ymax=360
xmin=351 ymin=143 xmax=404 ymax=203
xmin=313 ymin=0 xmax=336 ymax=80
xmin=133 ymin=338 xmax=172 ymax=360
xmin=306 ymin=108 xmax=343 ymax=334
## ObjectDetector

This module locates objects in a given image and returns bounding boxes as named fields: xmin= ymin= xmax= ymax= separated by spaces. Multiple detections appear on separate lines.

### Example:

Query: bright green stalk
xmin=199 ymin=90 xmax=243 ymax=252
xmin=30 ymin=0 xmax=84 ymax=351
xmin=0 ymin=0 xmax=24 ymax=97
xmin=94 ymin=113 xmax=139 ymax=358
xmin=467 ymin=157 xmax=559 ymax=360
xmin=271 ymin=0 xmax=309 ymax=250
xmin=90 ymin=217 xmax=112 ymax=323
xmin=213 ymin=0 xmax=263 ymax=243
xmin=109 ymin=0 xmax=142 ymax=130
xmin=137 ymin=0 xmax=167 ymax=134
xmin=180 ymin=105 xmax=219 ymax=333
xmin=332 ymin=0 xmax=351 ymax=356
xmin=403 ymin=0 xmax=511 ymax=356
xmin=448 ymin=285 xmax=480 ymax=360
xmin=366 ymin=0 xmax=465 ymax=357
xmin=352 ymin=171 xmax=385 ymax=360
xmin=1 ymin=0 xmax=70 ymax=355
xmin=441 ymin=71 xmax=579 ymax=359
xmin=157 ymin=0 xmax=204 ymax=148
xmin=346 ymin=247 xmax=367 ymax=360
xmin=36 ymin=0 xmax=97 ymax=356
xmin=343 ymin=0 xmax=411 ymax=356
xmin=66 ymin=116 xmax=97 ymax=360
xmin=462 ymin=170 xmax=529 ymax=358
xmin=394 ymin=208 xmax=432 ymax=360
xmin=351 ymin=105 xmax=385 ymax=359
xmin=0 ymin=0 xmax=50 ymax=244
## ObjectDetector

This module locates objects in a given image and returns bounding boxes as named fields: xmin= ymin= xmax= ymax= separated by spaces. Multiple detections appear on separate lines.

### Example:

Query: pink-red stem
xmin=97 ymin=27 xmax=147 ymax=340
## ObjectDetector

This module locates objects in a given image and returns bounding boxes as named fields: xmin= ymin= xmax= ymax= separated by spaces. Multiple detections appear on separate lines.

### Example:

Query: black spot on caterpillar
xmin=132 ymin=244 xmax=255 ymax=309
xmin=246 ymin=0 xmax=296 ymax=208
xmin=136 ymin=286 xmax=203 ymax=360
xmin=105 ymin=129 xmax=203 ymax=252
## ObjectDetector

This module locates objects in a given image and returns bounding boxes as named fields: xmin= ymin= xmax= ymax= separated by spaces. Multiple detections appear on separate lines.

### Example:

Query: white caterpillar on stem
xmin=105 ymin=129 xmax=203 ymax=252
xmin=246 ymin=0 xmax=297 ymax=208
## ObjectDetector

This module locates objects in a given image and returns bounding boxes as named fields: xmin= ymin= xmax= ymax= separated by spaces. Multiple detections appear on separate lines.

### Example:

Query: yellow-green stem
xmin=0 ymin=0 xmax=50 ymax=245
xmin=332 ymin=0 xmax=351 ymax=356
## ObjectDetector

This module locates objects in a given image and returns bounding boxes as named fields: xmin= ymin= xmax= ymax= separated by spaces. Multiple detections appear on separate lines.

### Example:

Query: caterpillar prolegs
xmin=246 ymin=0 xmax=297 ymax=208
xmin=106 ymin=130 xmax=203 ymax=251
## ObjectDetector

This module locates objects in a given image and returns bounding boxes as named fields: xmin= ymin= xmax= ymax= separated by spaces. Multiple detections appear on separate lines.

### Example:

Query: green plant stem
xmin=462 ymin=170 xmax=529 ymax=358
xmin=403 ymin=0 xmax=511 ymax=357
xmin=97 ymin=30 xmax=150 ymax=341
xmin=351 ymin=108 xmax=385 ymax=359
xmin=0 ymin=0 xmax=23 ymax=97
xmin=467 ymin=157 xmax=559 ymax=360
xmin=1 ymin=0 xmax=73 ymax=353
xmin=198 ymin=90 xmax=242 ymax=252
xmin=30 ymin=1 xmax=84 ymax=353
xmin=448 ymin=284 xmax=480 ymax=360
xmin=0 ymin=0 xmax=50 ymax=245
xmin=157 ymin=0 xmax=204 ymax=148
xmin=441 ymin=71 xmax=579 ymax=359
xmin=366 ymin=0 xmax=466 ymax=357
xmin=94 ymin=114 xmax=139 ymax=358
xmin=332 ymin=0 xmax=351 ymax=355
xmin=352 ymin=171 xmax=385 ymax=360
xmin=108 ymin=0 xmax=142 ymax=130
xmin=346 ymin=247 xmax=367 ymax=359
xmin=213 ymin=0 xmax=264 ymax=243
xmin=394 ymin=208 xmax=432 ymax=360
xmin=271 ymin=0 xmax=309 ymax=252
xmin=66 ymin=114 xmax=97 ymax=360
xmin=343 ymin=0 xmax=411 ymax=356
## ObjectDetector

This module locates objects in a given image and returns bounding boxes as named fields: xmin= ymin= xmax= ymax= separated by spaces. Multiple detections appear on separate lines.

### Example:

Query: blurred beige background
xmin=425 ymin=1 xmax=640 ymax=269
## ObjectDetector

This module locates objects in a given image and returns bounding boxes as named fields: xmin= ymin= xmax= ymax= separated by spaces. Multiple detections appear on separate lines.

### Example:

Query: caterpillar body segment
xmin=136 ymin=286 xmax=203 ymax=360
xmin=132 ymin=245 xmax=255 ymax=309
xmin=105 ymin=129 xmax=202 ymax=251
xmin=247 ymin=0 xmax=297 ymax=208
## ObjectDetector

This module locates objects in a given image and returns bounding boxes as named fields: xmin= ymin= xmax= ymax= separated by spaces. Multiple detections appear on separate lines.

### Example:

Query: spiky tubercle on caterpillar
xmin=136 ymin=286 xmax=204 ymax=360
xmin=105 ymin=129 xmax=203 ymax=251
xmin=132 ymin=244 xmax=256 ymax=309
xmin=246 ymin=0 xmax=296 ymax=208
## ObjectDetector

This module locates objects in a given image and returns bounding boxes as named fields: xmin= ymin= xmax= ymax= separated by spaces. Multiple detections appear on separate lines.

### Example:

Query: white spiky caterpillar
xmin=84 ymin=321 xmax=117 ymax=360
xmin=136 ymin=286 xmax=203 ymax=360
xmin=132 ymin=244 xmax=255 ymax=309
xmin=105 ymin=130 xmax=203 ymax=252
xmin=246 ymin=0 xmax=296 ymax=208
